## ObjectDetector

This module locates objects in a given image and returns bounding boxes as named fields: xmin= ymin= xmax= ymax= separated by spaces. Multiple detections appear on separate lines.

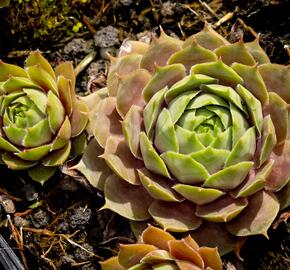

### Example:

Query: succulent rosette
xmin=101 ymin=225 xmax=222 ymax=270
xmin=0 ymin=52 xmax=89 ymax=183
xmin=77 ymin=25 xmax=290 ymax=253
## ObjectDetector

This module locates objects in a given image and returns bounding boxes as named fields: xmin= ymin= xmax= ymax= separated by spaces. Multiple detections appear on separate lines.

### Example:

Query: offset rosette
xmin=78 ymin=25 xmax=290 ymax=253
xmin=101 ymin=225 xmax=222 ymax=270
xmin=0 ymin=52 xmax=89 ymax=183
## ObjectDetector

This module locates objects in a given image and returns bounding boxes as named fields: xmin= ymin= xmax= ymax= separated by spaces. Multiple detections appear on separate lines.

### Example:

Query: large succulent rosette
xmin=78 ymin=25 xmax=290 ymax=253
xmin=101 ymin=225 xmax=222 ymax=270
xmin=0 ymin=52 xmax=89 ymax=183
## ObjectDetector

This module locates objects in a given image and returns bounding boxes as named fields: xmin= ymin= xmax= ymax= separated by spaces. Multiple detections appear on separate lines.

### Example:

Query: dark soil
xmin=0 ymin=1 xmax=289 ymax=269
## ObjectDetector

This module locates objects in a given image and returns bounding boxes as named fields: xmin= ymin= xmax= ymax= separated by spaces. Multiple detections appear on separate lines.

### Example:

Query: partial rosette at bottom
xmin=101 ymin=225 xmax=222 ymax=270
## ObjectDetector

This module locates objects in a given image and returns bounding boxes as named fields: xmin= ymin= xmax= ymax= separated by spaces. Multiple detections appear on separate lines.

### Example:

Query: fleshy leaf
xmin=203 ymin=161 xmax=254 ymax=190
xmin=57 ymin=75 xmax=73 ymax=116
xmin=192 ymin=24 xmax=230 ymax=50
xmin=70 ymin=99 xmax=89 ymax=137
xmin=190 ymin=221 xmax=237 ymax=255
xmin=226 ymin=191 xmax=279 ymax=237
xmin=101 ymin=257 xmax=125 ymax=270
xmin=168 ymin=239 xmax=204 ymax=268
xmin=161 ymin=151 xmax=209 ymax=184
xmin=164 ymin=74 xmax=216 ymax=104
xmin=231 ymin=63 xmax=269 ymax=105
xmin=72 ymin=139 xmax=111 ymax=191
xmin=143 ymin=87 xmax=166 ymax=140
xmin=142 ymin=64 xmax=186 ymax=102
xmin=2 ymin=77 xmax=41 ymax=93
xmin=25 ymin=51 xmax=56 ymax=80
xmin=122 ymin=105 xmax=143 ymax=158
xmin=42 ymin=141 xmax=71 ymax=166
xmin=107 ymin=54 xmax=142 ymax=96
xmin=266 ymin=140 xmax=290 ymax=191
xmin=92 ymin=97 xmax=122 ymax=148
xmin=2 ymin=153 xmax=37 ymax=170
xmin=138 ymin=168 xmax=182 ymax=202
xmin=118 ymin=244 xmax=157 ymax=268
xmin=245 ymin=37 xmax=270 ymax=64
xmin=173 ymin=184 xmax=225 ymax=205
xmin=149 ymin=201 xmax=202 ymax=232
xmin=168 ymin=39 xmax=217 ymax=72
xmin=198 ymin=247 xmax=222 ymax=270
xmin=196 ymin=195 xmax=248 ymax=222
xmin=175 ymin=126 xmax=205 ymax=154
xmin=140 ymin=31 xmax=182 ymax=73
xmin=214 ymin=40 xmax=256 ymax=66
xmin=233 ymin=159 xmax=274 ymax=198
xmin=103 ymin=136 xmax=143 ymax=185
xmin=28 ymin=165 xmax=56 ymax=185
xmin=0 ymin=60 xmax=28 ymax=81
xmin=116 ymin=69 xmax=151 ymax=118
xmin=54 ymin=62 xmax=76 ymax=89
xmin=141 ymin=225 xmax=175 ymax=251
xmin=140 ymin=132 xmax=171 ymax=178
xmin=225 ymin=127 xmax=256 ymax=166
xmin=154 ymin=108 xmax=179 ymax=153
xmin=259 ymin=63 xmax=290 ymax=103
xmin=263 ymin=92 xmax=288 ymax=145
xmin=191 ymin=60 xmax=243 ymax=86
xmin=103 ymin=174 xmax=153 ymax=221
xmin=190 ymin=147 xmax=230 ymax=174
xmin=15 ymin=144 xmax=51 ymax=161
xmin=118 ymin=40 xmax=149 ymax=57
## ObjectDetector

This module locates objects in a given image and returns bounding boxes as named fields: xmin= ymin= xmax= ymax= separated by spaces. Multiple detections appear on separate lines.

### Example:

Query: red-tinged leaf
xmin=116 ymin=69 xmax=151 ymax=118
xmin=149 ymin=201 xmax=202 ymax=232
xmin=102 ymin=174 xmax=153 ymax=221
xmin=54 ymin=62 xmax=76 ymax=89
xmin=266 ymin=140 xmax=290 ymax=191
xmin=226 ymin=191 xmax=279 ymax=237
xmin=198 ymin=247 xmax=222 ymax=270
xmin=103 ymin=136 xmax=143 ymax=185
xmin=72 ymin=139 xmax=111 ymax=191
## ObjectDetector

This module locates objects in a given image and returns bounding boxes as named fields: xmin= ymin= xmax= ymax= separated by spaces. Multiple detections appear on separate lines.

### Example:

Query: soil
xmin=0 ymin=0 xmax=289 ymax=269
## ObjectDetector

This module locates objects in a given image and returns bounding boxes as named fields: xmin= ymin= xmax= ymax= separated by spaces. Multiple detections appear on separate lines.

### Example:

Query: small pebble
xmin=30 ymin=209 xmax=50 ymax=228
xmin=0 ymin=195 xmax=15 ymax=214
xmin=74 ymin=243 xmax=95 ymax=261
xmin=94 ymin=26 xmax=120 ymax=48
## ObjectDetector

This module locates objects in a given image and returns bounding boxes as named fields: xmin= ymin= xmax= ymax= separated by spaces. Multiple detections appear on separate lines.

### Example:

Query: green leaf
xmin=0 ymin=60 xmax=27 ymax=81
xmin=16 ymin=144 xmax=51 ymax=161
xmin=2 ymin=77 xmax=41 ymax=93
xmin=2 ymin=153 xmax=37 ymax=170
xmin=143 ymin=87 xmax=166 ymax=140
xmin=225 ymin=127 xmax=256 ymax=167
xmin=28 ymin=165 xmax=56 ymax=185
xmin=142 ymin=64 xmax=186 ymax=102
xmin=203 ymin=161 xmax=254 ymax=190
xmin=138 ymin=169 xmax=182 ymax=202
xmin=168 ymin=91 xmax=199 ymax=124
xmin=42 ymin=141 xmax=71 ymax=166
xmin=164 ymin=74 xmax=216 ymax=104
xmin=161 ymin=151 xmax=209 ymax=184
xmin=187 ymin=93 xmax=228 ymax=110
xmin=175 ymin=126 xmax=205 ymax=154
xmin=191 ymin=60 xmax=243 ymax=86
xmin=173 ymin=184 xmax=225 ymax=205
xmin=23 ymin=88 xmax=47 ymax=114
xmin=230 ymin=103 xmax=248 ymax=146
xmin=154 ymin=108 xmax=179 ymax=153
xmin=236 ymin=84 xmax=263 ymax=135
xmin=140 ymin=132 xmax=171 ymax=178
xmin=47 ymin=90 xmax=65 ymax=134
xmin=190 ymin=147 xmax=230 ymax=174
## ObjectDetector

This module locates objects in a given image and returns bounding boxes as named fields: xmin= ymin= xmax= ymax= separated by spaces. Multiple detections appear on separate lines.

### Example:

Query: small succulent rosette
xmin=101 ymin=225 xmax=222 ymax=270
xmin=0 ymin=52 xmax=89 ymax=183
xmin=77 ymin=25 xmax=290 ymax=253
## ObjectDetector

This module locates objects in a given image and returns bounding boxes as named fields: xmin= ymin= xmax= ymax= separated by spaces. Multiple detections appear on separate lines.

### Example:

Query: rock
xmin=94 ymin=26 xmax=120 ymax=48
xmin=30 ymin=209 xmax=50 ymax=228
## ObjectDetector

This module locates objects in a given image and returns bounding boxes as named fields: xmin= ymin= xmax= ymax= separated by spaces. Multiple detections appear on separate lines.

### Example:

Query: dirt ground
xmin=0 ymin=1 xmax=289 ymax=269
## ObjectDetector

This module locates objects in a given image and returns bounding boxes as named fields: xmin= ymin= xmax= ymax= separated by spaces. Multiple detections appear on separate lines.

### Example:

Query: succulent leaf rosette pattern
xmin=78 ymin=25 xmax=290 ymax=253
xmin=101 ymin=225 xmax=222 ymax=270
xmin=0 ymin=52 xmax=89 ymax=183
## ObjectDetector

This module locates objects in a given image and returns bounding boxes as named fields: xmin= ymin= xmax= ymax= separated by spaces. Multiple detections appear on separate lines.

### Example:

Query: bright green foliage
xmin=0 ymin=52 xmax=88 ymax=184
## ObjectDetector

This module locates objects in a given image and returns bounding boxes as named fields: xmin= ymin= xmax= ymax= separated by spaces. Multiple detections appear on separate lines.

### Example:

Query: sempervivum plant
xmin=101 ymin=225 xmax=222 ymax=270
xmin=0 ymin=52 xmax=89 ymax=183
xmin=77 ymin=25 xmax=290 ymax=253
